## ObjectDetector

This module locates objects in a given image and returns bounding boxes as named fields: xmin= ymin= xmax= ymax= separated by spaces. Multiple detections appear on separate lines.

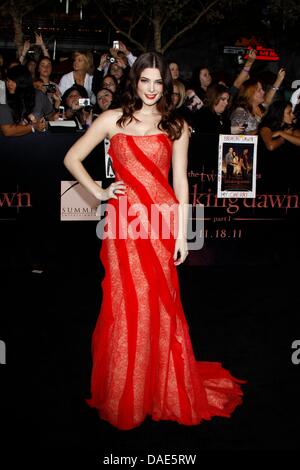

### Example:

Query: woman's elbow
xmin=63 ymin=153 xmax=72 ymax=169
xmin=265 ymin=139 xmax=283 ymax=151
xmin=0 ymin=126 xmax=11 ymax=137
xmin=63 ymin=151 xmax=78 ymax=171
xmin=265 ymin=143 xmax=276 ymax=151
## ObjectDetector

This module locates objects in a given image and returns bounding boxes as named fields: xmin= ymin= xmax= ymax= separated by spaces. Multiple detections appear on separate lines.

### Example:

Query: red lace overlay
xmin=86 ymin=133 xmax=245 ymax=430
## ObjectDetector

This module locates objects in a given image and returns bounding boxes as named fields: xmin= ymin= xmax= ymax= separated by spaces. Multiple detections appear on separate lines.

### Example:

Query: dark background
xmin=1 ymin=0 xmax=300 ymax=83
xmin=0 ymin=132 xmax=300 ymax=459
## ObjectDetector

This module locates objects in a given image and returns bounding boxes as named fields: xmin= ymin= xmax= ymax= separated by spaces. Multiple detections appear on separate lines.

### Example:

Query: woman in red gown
xmin=64 ymin=52 xmax=244 ymax=430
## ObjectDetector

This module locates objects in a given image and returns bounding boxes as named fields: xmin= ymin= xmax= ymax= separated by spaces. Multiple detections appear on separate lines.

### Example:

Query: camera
xmin=106 ymin=55 xmax=116 ymax=64
xmin=44 ymin=83 xmax=57 ymax=94
xmin=78 ymin=98 xmax=91 ymax=107
xmin=58 ymin=105 xmax=65 ymax=120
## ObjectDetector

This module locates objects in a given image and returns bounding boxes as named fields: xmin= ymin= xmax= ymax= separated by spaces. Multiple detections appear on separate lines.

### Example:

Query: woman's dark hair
xmin=293 ymin=103 xmax=300 ymax=130
xmin=36 ymin=56 xmax=53 ymax=77
xmin=206 ymin=83 xmax=229 ymax=113
xmin=100 ymin=74 xmax=121 ymax=105
xmin=6 ymin=64 xmax=35 ymax=123
xmin=61 ymin=84 xmax=88 ymax=108
xmin=259 ymin=100 xmax=292 ymax=132
xmin=117 ymin=51 xmax=184 ymax=140
xmin=93 ymin=87 xmax=116 ymax=114
xmin=189 ymin=65 xmax=211 ymax=101
xmin=101 ymin=74 xmax=118 ymax=90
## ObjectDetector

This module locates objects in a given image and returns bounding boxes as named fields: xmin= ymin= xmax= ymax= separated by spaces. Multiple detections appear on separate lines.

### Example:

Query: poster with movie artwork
xmin=217 ymin=134 xmax=258 ymax=198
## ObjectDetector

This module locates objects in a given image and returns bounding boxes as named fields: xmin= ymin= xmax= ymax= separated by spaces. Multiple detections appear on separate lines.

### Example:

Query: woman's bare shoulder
xmin=91 ymin=108 xmax=123 ymax=134
xmin=96 ymin=107 xmax=122 ymax=122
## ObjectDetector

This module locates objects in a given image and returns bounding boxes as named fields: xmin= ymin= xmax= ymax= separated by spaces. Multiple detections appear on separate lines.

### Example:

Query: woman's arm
xmin=63 ymin=109 xmax=125 ymax=201
xmin=34 ymin=32 xmax=50 ymax=58
xmin=0 ymin=123 xmax=33 ymax=137
xmin=272 ymin=129 xmax=300 ymax=147
xmin=19 ymin=40 xmax=31 ymax=64
xmin=233 ymin=49 xmax=256 ymax=90
xmin=0 ymin=118 xmax=46 ymax=137
xmin=260 ymin=126 xmax=285 ymax=151
xmin=264 ymin=68 xmax=286 ymax=106
xmin=172 ymin=121 xmax=189 ymax=265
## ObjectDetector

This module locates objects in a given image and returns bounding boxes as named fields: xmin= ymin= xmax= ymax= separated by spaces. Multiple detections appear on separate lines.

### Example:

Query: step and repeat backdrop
xmin=1 ymin=131 xmax=299 ymax=269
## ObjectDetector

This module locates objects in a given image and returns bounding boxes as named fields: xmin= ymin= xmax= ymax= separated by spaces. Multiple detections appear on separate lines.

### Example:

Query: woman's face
xmin=110 ymin=63 xmax=123 ymax=80
xmin=137 ymin=67 xmax=163 ymax=107
xmin=283 ymin=104 xmax=294 ymax=125
xmin=199 ymin=68 xmax=212 ymax=88
xmin=38 ymin=59 xmax=52 ymax=79
xmin=6 ymin=78 xmax=16 ymax=94
xmin=172 ymin=84 xmax=181 ymax=107
xmin=102 ymin=77 xmax=117 ymax=93
xmin=252 ymin=82 xmax=265 ymax=105
xmin=73 ymin=54 xmax=87 ymax=72
xmin=97 ymin=89 xmax=113 ymax=111
xmin=214 ymin=92 xmax=230 ymax=114
xmin=27 ymin=60 xmax=36 ymax=76
xmin=66 ymin=90 xmax=81 ymax=108
xmin=169 ymin=63 xmax=179 ymax=80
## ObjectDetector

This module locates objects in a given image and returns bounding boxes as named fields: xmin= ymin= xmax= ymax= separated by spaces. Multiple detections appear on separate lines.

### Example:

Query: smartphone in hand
xmin=58 ymin=106 xmax=65 ymax=121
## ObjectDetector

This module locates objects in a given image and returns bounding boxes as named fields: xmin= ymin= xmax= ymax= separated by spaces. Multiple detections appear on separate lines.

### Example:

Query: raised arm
xmin=63 ymin=109 xmax=126 ymax=201
xmin=19 ymin=40 xmax=31 ymax=64
xmin=264 ymin=68 xmax=286 ymax=106
xmin=118 ymin=41 xmax=137 ymax=67
xmin=233 ymin=49 xmax=257 ymax=90
xmin=172 ymin=121 xmax=189 ymax=265
xmin=34 ymin=32 xmax=50 ymax=58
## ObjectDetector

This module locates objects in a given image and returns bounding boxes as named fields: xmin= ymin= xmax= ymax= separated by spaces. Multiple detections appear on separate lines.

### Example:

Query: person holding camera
xmin=35 ymin=56 xmax=61 ymax=109
xmin=59 ymin=85 xmax=93 ymax=129
xmin=92 ymin=41 xmax=135 ymax=96
xmin=19 ymin=32 xmax=50 ymax=65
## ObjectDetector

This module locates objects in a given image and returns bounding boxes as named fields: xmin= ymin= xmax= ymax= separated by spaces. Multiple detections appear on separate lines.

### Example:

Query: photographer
xmin=35 ymin=56 xmax=61 ymax=109
xmin=59 ymin=85 xmax=93 ymax=129
xmin=19 ymin=32 xmax=50 ymax=65
xmin=92 ymin=41 xmax=135 ymax=96
xmin=19 ymin=32 xmax=50 ymax=81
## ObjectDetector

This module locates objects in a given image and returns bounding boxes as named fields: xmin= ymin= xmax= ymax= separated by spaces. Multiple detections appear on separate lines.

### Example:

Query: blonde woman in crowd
xmin=58 ymin=51 xmax=95 ymax=103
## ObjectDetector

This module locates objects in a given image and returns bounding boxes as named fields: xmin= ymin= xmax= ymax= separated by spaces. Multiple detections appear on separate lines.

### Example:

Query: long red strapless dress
xmin=86 ymin=133 xmax=244 ymax=430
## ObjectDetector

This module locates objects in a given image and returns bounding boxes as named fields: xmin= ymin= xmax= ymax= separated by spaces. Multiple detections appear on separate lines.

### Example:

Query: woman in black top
xmin=193 ymin=83 xmax=231 ymax=134
xmin=0 ymin=64 xmax=52 ymax=136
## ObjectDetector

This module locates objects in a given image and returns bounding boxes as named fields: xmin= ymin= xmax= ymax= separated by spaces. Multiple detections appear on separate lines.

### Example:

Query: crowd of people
xmin=0 ymin=34 xmax=300 ymax=153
